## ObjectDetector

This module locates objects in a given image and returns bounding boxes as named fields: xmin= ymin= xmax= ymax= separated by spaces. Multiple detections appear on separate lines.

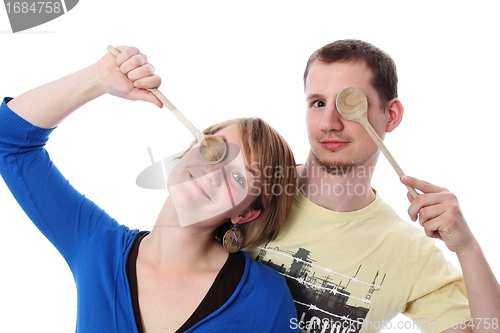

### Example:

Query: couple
xmin=1 ymin=40 xmax=498 ymax=333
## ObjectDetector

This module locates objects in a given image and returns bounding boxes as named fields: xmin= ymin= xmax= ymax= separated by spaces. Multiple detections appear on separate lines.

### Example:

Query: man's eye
xmin=233 ymin=173 xmax=246 ymax=188
xmin=313 ymin=100 xmax=326 ymax=107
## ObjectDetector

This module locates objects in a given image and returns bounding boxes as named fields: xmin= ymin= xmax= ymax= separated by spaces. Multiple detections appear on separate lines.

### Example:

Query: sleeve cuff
xmin=0 ymin=97 xmax=56 ymax=151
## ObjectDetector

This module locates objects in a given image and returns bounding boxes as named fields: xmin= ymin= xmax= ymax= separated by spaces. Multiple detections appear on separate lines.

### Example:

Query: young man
xmin=246 ymin=40 xmax=500 ymax=333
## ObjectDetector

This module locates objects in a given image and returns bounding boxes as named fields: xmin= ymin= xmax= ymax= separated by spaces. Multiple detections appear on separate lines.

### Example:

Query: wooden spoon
xmin=107 ymin=45 xmax=227 ymax=165
xmin=336 ymin=86 xmax=419 ymax=199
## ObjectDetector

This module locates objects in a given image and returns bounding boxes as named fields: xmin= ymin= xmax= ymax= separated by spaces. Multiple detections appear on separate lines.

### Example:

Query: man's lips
xmin=320 ymin=139 xmax=349 ymax=150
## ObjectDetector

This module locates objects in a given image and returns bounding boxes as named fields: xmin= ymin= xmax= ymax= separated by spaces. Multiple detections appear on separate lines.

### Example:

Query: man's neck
xmin=297 ymin=159 xmax=376 ymax=212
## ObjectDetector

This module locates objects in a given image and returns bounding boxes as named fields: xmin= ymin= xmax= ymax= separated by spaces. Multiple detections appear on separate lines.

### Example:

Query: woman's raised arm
xmin=7 ymin=46 xmax=162 ymax=128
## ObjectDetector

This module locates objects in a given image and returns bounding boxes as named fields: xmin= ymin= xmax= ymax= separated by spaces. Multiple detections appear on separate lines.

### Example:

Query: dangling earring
xmin=223 ymin=224 xmax=243 ymax=253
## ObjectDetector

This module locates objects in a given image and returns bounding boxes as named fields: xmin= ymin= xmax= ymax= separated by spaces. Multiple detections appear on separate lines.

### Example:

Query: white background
xmin=1 ymin=1 xmax=499 ymax=332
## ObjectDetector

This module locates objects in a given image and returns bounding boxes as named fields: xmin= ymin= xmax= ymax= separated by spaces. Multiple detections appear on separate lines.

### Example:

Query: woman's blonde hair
xmin=203 ymin=117 xmax=297 ymax=248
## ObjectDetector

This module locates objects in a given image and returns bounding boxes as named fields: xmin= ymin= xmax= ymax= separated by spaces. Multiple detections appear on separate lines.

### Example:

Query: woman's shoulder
xmin=240 ymin=251 xmax=288 ymax=288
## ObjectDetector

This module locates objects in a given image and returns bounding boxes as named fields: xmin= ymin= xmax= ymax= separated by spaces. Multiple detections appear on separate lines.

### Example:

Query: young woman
xmin=0 ymin=46 xmax=298 ymax=332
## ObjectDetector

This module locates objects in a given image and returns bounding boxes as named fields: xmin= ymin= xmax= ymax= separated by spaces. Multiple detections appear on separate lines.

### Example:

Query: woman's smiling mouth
xmin=189 ymin=172 xmax=212 ymax=201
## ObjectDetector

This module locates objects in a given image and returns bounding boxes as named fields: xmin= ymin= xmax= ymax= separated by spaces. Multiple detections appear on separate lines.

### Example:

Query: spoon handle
xmin=360 ymin=119 xmax=419 ymax=199
xmin=106 ymin=45 xmax=205 ymax=143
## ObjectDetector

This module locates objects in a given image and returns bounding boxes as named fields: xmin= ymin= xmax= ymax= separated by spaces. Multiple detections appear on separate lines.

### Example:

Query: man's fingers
xmin=407 ymin=192 xmax=447 ymax=222
xmin=401 ymin=175 xmax=447 ymax=194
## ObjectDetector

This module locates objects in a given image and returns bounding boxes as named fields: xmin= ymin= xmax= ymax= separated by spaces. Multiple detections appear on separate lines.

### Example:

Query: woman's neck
xmin=140 ymin=197 xmax=229 ymax=271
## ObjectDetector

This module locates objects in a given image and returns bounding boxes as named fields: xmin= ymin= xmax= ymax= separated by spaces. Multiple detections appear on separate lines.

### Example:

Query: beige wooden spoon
xmin=107 ymin=45 xmax=227 ymax=165
xmin=336 ymin=86 xmax=419 ymax=199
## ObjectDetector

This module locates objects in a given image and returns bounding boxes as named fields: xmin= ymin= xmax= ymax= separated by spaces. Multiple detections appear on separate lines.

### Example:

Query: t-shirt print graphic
xmin=255 ymin=244 xmax=386 ymax=333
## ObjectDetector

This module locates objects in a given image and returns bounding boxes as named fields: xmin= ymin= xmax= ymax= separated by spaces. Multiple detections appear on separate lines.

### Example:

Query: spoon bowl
xmin=336 ymin=86 xmax=419 ymax=199
xmin=335 ymin=86 xmax=368 ymax=122
xmin=198 ymin=136 xmax=227 ymax=164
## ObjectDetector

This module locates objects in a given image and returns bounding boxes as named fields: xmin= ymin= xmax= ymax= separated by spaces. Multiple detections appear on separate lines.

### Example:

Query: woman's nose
xmin=206 ymin=166 xmax=223 ymax=187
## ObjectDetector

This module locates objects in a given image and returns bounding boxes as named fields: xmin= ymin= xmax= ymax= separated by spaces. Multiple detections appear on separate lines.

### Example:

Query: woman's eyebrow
xmin=218 ymin=135 xmax=258 ymax=176
xmin=246 ymin=165 xmax=258 ymax=176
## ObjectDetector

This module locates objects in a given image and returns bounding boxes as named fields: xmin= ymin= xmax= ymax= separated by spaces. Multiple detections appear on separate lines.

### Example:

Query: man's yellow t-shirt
xmin=246 ymin=190 xmax=470 ymax=333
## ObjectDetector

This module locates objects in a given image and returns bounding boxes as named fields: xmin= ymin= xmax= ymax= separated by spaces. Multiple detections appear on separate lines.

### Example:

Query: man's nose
xmin=319 ymin=105 xmax=344 ymax=132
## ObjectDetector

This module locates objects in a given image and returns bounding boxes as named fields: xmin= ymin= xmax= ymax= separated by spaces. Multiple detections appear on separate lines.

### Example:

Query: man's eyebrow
xmin=306 ymin=93 xmax=324 ymax=101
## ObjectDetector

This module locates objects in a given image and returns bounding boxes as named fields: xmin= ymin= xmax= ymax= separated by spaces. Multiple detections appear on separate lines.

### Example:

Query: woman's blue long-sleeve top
xmin=0 ymin=97 xmax=298 ymax=332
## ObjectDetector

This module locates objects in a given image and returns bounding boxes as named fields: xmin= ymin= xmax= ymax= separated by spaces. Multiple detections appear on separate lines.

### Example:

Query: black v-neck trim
xmin=126 ymin=232 xmax=148 ymax=332
xmin=126 ymin=232 xmax=245 ymax=333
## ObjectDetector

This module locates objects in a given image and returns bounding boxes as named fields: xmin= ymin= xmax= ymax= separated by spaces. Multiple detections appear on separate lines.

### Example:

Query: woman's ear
xmin=386 ymin=98 xmax=404 ymax=133
xmin=230 ymin=208 xmax=261 ymax=225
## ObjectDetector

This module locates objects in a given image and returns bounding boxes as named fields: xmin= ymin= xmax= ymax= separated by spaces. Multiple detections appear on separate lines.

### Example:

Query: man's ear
xmin=386 ymin=98 xmax=404 ymax=133
xmin=230 ymin=208 xmax=261 ymax=225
